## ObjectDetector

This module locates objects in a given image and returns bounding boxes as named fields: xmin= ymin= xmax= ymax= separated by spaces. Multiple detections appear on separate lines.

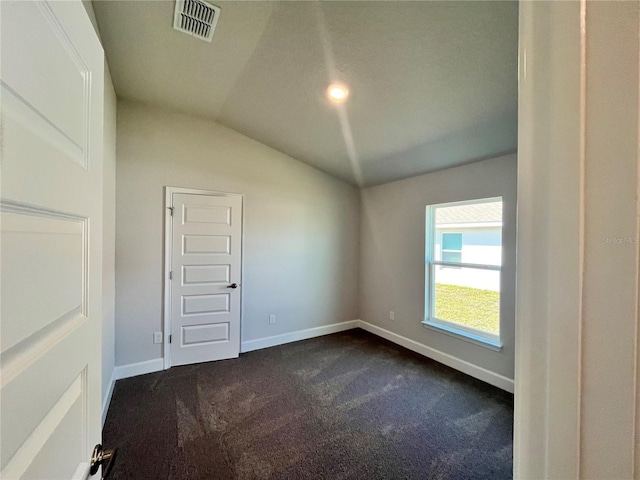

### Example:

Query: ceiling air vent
xmin=173 ymin=0 xmax=220 ymax=43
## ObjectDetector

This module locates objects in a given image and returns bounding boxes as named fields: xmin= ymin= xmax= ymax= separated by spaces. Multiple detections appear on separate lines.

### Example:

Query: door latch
xmin=90 ymin=444 xmax=117 ymax=479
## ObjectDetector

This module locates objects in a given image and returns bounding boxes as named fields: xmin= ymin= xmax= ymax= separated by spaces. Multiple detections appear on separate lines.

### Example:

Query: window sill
xmin=421 ymin=320 xmax=503 ymax=352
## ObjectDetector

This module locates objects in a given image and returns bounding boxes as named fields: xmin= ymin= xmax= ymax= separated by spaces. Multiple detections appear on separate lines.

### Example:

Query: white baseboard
xmin=357 ymin=320 xmax=514 ymax=393
xmin=101 ymin=369 xmax=116 ymax=427
xmin=107 ymin=321 xmax=512 ymax=397
xmin=241 ymin=320 xmax=360 ymax=353
xmin=109 ymin=322 xmax=359 ymax=390
xmin=101 ymin=358 xmax=164 ymax=423
xmin=113 ymin=358 xmax=164 ymax=381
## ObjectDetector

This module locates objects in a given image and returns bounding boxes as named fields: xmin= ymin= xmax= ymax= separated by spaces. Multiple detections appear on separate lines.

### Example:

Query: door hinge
xmin=169 ymin=335 xmax=172 ymax=344
xmin=169 ymin=271 xmax=173 ymax=280
xmin=168 ymin=206 xmax=174 ymax=216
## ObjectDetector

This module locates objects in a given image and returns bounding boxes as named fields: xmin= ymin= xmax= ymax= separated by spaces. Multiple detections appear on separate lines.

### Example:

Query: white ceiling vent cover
xmin=173 ymin=0 xmax=220 ymax=43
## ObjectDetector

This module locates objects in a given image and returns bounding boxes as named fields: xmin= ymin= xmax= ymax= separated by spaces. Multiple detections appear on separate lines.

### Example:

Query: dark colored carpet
xmin=103 ymin=329 xmax=513 ymax=479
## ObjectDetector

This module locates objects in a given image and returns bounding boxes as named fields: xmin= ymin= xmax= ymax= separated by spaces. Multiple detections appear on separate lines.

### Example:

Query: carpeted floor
xmin=103 ymin=329 xmax=513 ymax=479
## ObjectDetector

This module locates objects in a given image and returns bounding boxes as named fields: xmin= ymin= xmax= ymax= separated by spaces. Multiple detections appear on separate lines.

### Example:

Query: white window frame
xmin=424 ymin=197 xmax=503 ymax=350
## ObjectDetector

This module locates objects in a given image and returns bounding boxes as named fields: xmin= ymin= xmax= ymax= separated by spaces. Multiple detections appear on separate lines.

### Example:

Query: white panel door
xmin=169 ymin=192 xmax=242 ymax=367
xmin=0 ymin=1 xmax=104 ymax=479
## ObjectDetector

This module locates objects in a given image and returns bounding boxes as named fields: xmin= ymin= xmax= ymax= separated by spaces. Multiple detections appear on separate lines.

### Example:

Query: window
xmin=424 ymin=197 xmax=503 ymax=348
xmin=441 ymin=233 xmax=462 ymax=266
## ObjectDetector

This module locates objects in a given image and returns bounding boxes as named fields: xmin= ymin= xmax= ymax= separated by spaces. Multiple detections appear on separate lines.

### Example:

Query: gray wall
xmin=359 ymin=154 xmax=517 ymax=379
xmin=115 ymin=101 xmax=360 ymax=366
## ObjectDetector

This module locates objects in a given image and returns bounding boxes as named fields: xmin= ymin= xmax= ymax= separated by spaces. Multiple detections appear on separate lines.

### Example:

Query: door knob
xmin=227 ymin=283 xmax=238 ymax=289
xmin=90 ymin=444 xmax=117 ymax=479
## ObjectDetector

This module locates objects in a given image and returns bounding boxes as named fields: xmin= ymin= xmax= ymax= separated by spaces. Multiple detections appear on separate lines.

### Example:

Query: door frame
xmin=516 ymin=1 xmax=640 ymax=477
xmin=163 ymin=186 xmax=245 ymax=370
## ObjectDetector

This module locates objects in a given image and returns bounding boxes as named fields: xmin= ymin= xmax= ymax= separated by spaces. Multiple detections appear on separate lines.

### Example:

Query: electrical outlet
xmin=389 ymin=311 xmax=395 ymax=321
xmin=153 ymin=332 xmax=163 ymax=344
xmin=269 ymin=314 xmax=276 ymax=325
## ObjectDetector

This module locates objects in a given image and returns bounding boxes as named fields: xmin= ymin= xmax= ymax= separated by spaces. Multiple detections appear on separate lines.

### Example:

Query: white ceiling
xmin=93 ymin=0 xmax=518 ymax=187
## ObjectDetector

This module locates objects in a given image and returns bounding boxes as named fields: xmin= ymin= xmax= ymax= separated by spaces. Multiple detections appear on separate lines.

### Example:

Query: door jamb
xmin=163 ymin=186 xmax=244 ymax=370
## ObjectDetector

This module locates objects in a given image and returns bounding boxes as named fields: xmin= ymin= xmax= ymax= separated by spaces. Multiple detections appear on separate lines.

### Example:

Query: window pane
xmin=433 ymin=267 xmax=500 ymax=335
xmin=442 ymin=251 xmax=462 ymax=263
xmin=442 ymin=232 xmax=462 ymax=251
xmin=434 ymin=200 xmax=503 ymax=267
xmin=435 ymin=200 xmax=502 ymax=227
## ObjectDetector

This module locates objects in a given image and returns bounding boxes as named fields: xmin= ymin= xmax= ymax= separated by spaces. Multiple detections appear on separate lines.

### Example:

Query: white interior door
xmin=1 ymin=1 xmax=104 ymax=479
xmin=168 ymin=191 xmax=243 ymax=367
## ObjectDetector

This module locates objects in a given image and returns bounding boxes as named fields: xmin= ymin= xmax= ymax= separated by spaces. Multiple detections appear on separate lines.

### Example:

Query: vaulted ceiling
xmin=93 ymin=0 xmax=518 ymax=187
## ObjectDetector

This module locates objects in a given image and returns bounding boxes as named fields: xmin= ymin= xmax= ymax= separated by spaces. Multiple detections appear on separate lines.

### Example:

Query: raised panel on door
xmin=0 ymin=1 xmax=104 ymax=478
xmin=183 ymin=235 xmax=231 ymax=255
xmin=1 ymin=211 xmax=86 ymax=354
xmin=182 ymin=293 xmax=231 ymax=316
xmin=167 ymin=191 xmax=242 ymax=368
xmin=183 ymin=204 xmax=231 ymax=225
xmin=182 ymin=264 xmax=231 ymax=285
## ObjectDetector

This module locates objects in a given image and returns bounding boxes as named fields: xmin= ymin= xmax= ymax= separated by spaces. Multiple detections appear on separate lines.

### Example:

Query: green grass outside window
xmin=434 ymin=284 xmax=500 ymax=335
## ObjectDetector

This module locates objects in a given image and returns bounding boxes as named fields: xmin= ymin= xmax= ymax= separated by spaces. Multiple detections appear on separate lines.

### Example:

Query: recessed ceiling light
xmin=327 ymin=84 xmax=349 ymax=103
